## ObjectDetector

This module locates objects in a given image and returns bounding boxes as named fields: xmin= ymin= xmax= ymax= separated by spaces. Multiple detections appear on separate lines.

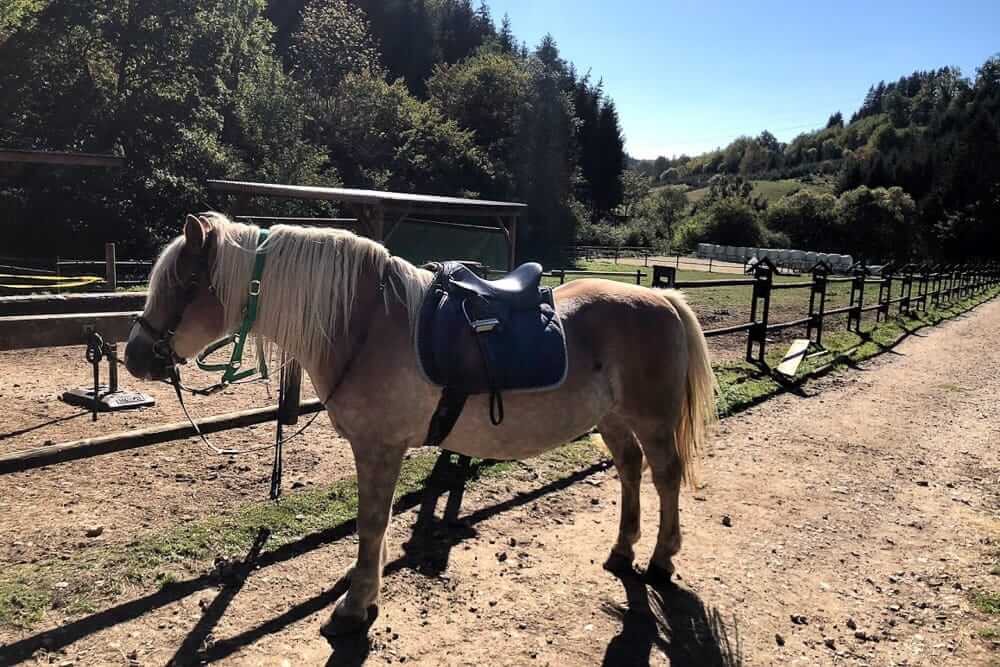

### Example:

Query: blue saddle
xmin=416 ymin=261 xmax=568 ymax=446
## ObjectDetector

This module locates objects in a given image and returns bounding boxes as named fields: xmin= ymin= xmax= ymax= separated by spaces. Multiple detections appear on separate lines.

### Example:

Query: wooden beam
xmin=0 ymin=149 xmax=124 ymax=169
xmin=0 ymin=399 xmax=325 ymax=475
xmin=208 ymin=180 xmax=526 ymax=217
xmin=0 ymin=312 xmax=138 ymax=351
xmin=0 ymin=292 xmax=147 ymax=316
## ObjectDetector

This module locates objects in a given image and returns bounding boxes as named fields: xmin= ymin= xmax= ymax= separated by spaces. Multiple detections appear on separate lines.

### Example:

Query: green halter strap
xmin=195 ymin=228 xmax=270 ymax=385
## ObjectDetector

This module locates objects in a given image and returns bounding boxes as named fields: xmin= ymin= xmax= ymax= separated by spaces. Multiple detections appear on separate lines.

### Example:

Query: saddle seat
xmin=416 ymin=261 xmax=569 ymax=447
xmin=445 ymin=262 xmax=544 ymax=308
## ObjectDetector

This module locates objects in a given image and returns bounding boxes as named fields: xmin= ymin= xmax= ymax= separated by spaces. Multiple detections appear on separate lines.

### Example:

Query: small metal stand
xmin=61 ymin=332 xmax=156 ymax=419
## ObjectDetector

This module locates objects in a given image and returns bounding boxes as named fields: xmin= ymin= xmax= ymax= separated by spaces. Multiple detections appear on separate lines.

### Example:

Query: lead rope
xmin=168 ymin=266 xmax=389 ymax=499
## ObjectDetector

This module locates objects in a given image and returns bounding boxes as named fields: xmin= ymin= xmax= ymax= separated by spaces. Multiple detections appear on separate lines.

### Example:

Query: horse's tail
xmin=661 ymin=289 xmax=717 ymax=485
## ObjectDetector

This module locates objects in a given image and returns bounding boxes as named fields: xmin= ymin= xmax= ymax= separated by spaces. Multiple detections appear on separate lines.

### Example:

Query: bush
xmin=672 ymin=197 xmax=767 ymax=252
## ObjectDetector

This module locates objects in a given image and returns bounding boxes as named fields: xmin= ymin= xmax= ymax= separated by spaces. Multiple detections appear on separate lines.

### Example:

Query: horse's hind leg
xmin=598 ymin=414 xmax=644 ymax=573
xmin=633 ymin=421 xmax=684 ymax=587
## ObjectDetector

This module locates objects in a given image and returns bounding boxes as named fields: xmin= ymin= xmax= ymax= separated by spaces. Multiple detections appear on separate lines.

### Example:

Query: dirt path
xmin=4 ymin=299 xmax=1000 ymax=666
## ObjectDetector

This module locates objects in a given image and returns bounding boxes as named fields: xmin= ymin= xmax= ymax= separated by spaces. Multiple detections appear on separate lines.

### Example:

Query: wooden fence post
xmin=746 ymin=260 xmax=773 ymax=364
xmin=104 ymin=242 xmax=117 ymax=292
xmin=899 ymin=267 xmax=912 ymax=315
xmin=931 ymin=266 xmax=942 ymax=308
xmin=807 ymin=263 xmax=829 ymax=347
xmin=877 ymin=267 xmax=893 ymax=323
xmin=848 ymin=263 xmax=866 ymax=333
xmin=652 ymin=265 xmax=676 ymax=288
xmin=917 ymin=266 xmax=930 ymax=311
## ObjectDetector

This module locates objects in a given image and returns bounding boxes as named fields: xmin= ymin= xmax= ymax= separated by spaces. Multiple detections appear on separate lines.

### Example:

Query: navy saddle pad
xmin=416 ymin=261 xmax=568 ymax=395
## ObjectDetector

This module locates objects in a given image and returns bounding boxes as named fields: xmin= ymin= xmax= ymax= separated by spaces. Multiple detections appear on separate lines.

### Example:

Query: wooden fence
xmin=652 ymin=260 xmax=1000 ymax=363
xmin=0 ymin=243 xmax=152 ymax=294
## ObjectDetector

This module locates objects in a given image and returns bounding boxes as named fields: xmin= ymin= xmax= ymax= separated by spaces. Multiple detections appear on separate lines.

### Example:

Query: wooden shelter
xmin=207 ymin=180 xmax=525 ymax=269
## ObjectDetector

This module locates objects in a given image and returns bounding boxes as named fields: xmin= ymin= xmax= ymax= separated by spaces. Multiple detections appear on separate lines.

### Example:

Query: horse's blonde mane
xmin=160 ymin=212 xmax=433 ymax=367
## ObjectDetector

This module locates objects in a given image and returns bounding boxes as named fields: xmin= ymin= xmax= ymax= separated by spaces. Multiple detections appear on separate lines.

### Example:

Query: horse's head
xmin=125 ymin=214 xmax=227 ymax=380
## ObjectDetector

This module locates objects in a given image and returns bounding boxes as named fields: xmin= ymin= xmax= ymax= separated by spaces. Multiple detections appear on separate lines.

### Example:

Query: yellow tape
xmin=0 ymin=273 xmax=104 ymax=281
xmin=0 ymin=277 xmax=104 ymax=289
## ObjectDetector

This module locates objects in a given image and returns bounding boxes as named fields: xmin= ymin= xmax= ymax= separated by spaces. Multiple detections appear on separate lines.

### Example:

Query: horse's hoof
xmin=603 ymin=551 xmax=635 ymax=575
xmin=320 ymin=603 xmax=377 ymax=640
xmin=645 ymin=561 xmax=675 ymax=588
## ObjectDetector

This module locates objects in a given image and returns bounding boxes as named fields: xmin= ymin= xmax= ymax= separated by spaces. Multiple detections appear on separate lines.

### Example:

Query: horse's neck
xmin=241 ymin=244 xmax=395 ymax=371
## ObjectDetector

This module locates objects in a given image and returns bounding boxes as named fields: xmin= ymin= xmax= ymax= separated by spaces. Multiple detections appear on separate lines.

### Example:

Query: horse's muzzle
xmin=124 ymin=323 xmax=174 ymax=381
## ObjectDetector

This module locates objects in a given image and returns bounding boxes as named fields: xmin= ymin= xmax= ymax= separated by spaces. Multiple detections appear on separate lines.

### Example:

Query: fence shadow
xmin=0 ymin=409 xmax=90 ymax=441
xmin=601 ymin=570 xmax=742 ymax=667
xmin=0 ymin=452 xmax=612 ymax=665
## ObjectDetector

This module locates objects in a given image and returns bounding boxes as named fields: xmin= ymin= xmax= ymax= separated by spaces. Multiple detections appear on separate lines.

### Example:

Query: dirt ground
xmin=1 ymin=297 xmax=999 ymax=666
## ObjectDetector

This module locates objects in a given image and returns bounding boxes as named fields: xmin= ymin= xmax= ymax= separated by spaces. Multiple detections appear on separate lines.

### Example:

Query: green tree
xmin=619 ymin=170 xmax=651 ymax=219
xmin=674 ymin=197 xmax=765 ymax=251
xmin=635 ymin=186 xmax=688 ymax=248
xmin=427 ymin=50 xmax=531 ymax=196
xmin=290 ymin=0 xmax=381 ymax=96
xmin=835 ymin=186 xmax=916 ymax=260
xmin=766 ymin=190 xmax=840 ymax=249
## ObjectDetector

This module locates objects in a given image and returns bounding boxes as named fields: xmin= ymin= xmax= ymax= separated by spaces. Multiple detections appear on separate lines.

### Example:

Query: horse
xmin=124 ymin=212 xmax=716 ymax=636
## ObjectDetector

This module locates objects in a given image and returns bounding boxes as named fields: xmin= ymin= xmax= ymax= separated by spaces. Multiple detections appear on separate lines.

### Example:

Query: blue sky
xmin=486 ymin=0 xmax=1000 ymax=159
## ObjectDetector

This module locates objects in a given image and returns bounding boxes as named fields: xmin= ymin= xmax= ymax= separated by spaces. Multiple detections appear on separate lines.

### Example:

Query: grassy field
xmin=550 ymin=259 xmax=856 ymax=316
xmin=681 ymin=178 xmax=833 ymax=205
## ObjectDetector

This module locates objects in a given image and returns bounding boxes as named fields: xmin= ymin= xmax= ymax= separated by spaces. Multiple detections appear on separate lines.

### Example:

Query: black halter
xmin=134 ymin=252 xmax=212 ymax=380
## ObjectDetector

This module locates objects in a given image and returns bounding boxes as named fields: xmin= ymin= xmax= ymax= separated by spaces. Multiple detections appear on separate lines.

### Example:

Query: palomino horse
xmin=125 ymin=213 xmax=716 ymax=635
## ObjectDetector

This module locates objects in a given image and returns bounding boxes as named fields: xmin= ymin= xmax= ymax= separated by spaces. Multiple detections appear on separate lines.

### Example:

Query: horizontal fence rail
xmin=0 ymin=399 xmax=325 ymax=475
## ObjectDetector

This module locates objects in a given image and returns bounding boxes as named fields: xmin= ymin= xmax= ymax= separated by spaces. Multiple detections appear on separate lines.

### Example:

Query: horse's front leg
xmin=323 ymin=440 xmax=405 ymax=636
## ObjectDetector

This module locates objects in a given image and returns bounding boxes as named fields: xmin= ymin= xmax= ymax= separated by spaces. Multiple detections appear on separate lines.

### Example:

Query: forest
xmin=2 ymin=1 xmax=998 ymax=265
xmin=0 ymin=0 xmax=626 ymax=260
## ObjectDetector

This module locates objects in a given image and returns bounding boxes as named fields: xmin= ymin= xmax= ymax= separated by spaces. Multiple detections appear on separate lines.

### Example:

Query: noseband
xmin=134 ymin=252 xmax=211 ymax=370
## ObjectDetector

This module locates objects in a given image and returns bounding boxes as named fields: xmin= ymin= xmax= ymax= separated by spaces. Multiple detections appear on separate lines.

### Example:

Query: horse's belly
xmin=437 ymin=374 xmax=613 ymax=460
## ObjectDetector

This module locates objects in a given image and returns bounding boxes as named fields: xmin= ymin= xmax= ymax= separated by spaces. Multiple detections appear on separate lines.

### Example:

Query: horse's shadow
xmin=602 ymin=570 xmax=742 ymax=667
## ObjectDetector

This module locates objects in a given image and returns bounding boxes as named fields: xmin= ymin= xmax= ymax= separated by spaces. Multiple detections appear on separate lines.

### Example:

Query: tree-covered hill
xmin=633 ymin=57 xmax=1000 ymax=260
xmin=0 ymin=0 xmax=627 ymax=261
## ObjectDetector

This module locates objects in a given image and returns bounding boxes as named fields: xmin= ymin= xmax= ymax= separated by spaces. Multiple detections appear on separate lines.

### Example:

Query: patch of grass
xmin=973 ymin=591 xmax=1000 ymax=616
xmin=0 ymin=577 xmax=50 ymax=629
xmin=979 ymin=627 xmax=1000 ymax=640
xmin=682 ymin=178 xmax=832 ymax=205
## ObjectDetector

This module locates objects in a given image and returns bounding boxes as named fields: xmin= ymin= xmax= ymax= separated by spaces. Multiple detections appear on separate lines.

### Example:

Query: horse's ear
xmin=183 ymin=214 xmax=207 ymax=251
